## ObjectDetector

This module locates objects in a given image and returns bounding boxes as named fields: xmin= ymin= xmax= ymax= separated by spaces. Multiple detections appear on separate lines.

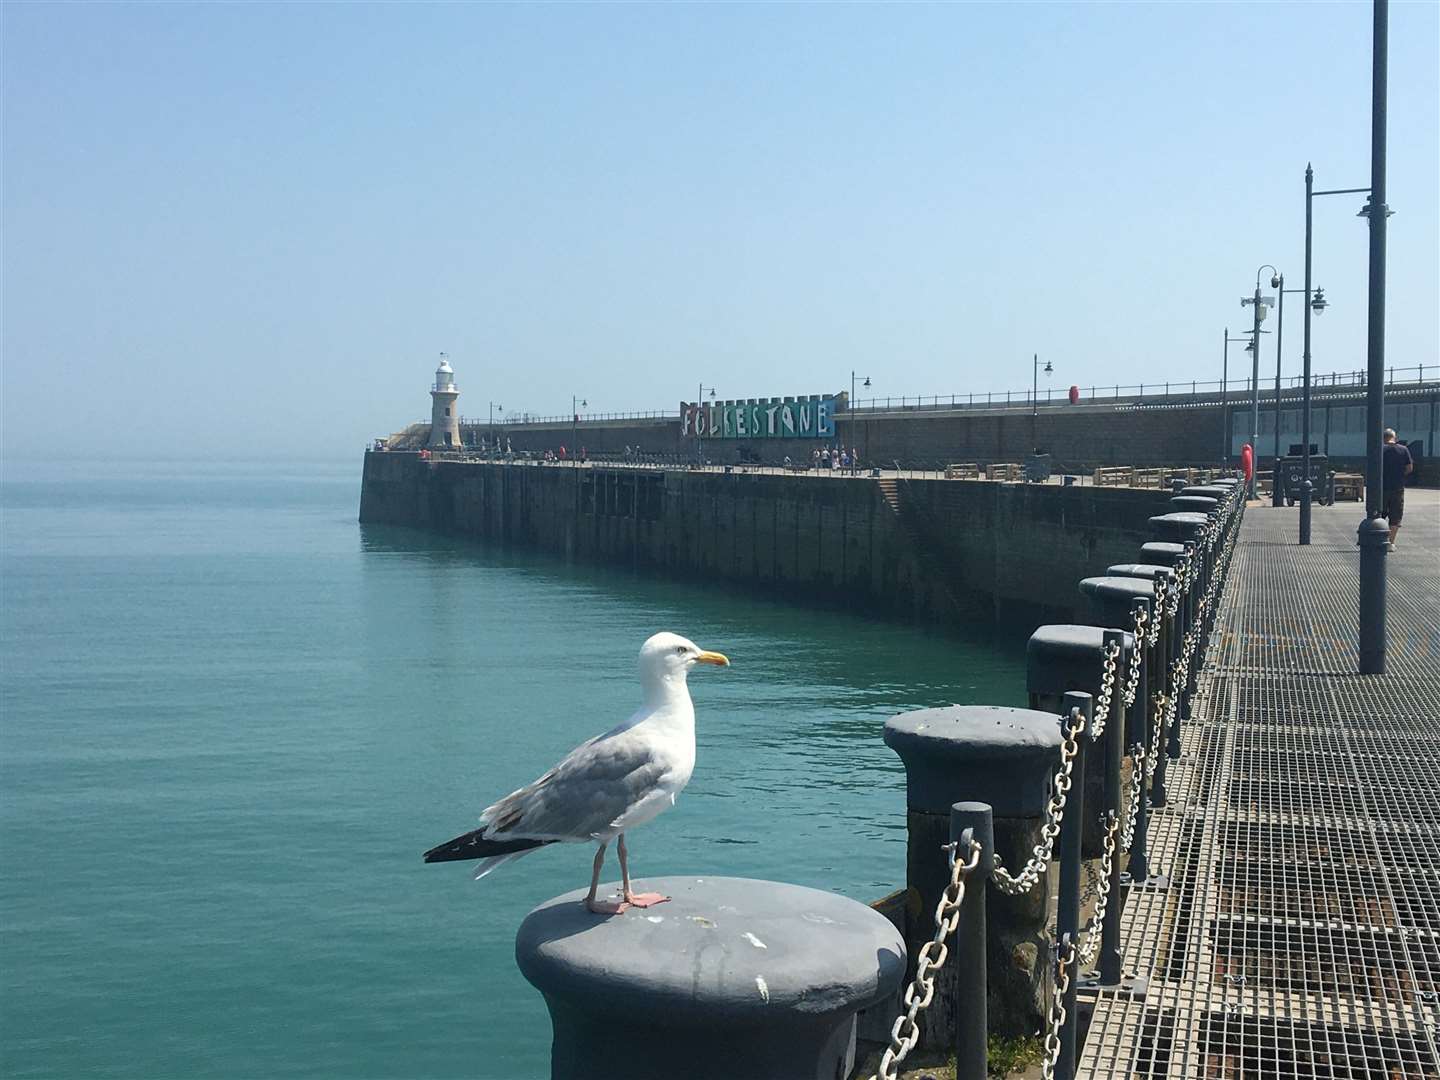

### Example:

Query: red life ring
xmin=1068 ymin=385 xmax=1080 ymax=405
xmin=1241 ymin=444 xmax=1254 ymax=481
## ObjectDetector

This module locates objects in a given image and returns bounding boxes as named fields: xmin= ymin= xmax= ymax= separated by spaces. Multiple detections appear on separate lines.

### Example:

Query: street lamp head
xmin=863 ymin=376 xmax=872 ymax=388
xmin=1270 ymin=273 xmax=1282 ymax=289
xmin=1244 ymin=340 xmax=1256 ymax=354
xmin=1311 ymin=287 xmax=1328 ymax=315
xmin=1043 ymin=361 xmax=1053 ymax=375
xmin=708 ymin=388 xmax=716 ymax=398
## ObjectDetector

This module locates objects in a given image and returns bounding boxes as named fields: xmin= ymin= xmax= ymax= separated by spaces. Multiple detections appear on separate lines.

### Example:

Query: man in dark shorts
xmin=1382 ymin=428 xmax=1414 ymax=550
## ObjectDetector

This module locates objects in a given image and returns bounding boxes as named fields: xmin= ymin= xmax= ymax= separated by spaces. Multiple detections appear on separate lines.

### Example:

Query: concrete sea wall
xmin=359 ymin=453 xmax=1174 ymax=626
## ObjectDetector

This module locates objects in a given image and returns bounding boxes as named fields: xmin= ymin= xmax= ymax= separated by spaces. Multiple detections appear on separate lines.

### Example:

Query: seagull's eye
xmin=675 ymin=646 xmax=687 ymax=655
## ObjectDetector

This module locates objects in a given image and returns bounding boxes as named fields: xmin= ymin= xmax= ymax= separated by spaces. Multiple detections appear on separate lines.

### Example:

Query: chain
xmin=991 ymin=710 xmax=1085 ymax=895
xmin=1121 ymin=742 xmax=1144 ymax=851
xmin=1041 ymin=937 xmax=1077 ymax=1080
xmin=1146 ymin=693 xmax=1167 ymax=779
xmin=1079 ymin=811 xmax=1119 ymax=968
xmin=1146 ymin=579 xmax=1165 ymax=648
xmin=870 ymin=838 xmax=983 ymax=1080
xmin=1090 ymin=641 xmax=1121 ymax=738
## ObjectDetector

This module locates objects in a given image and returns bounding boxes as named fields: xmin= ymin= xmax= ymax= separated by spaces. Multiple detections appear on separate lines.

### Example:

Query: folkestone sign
xmin=680 ymin=396 xmax=836 ymax=440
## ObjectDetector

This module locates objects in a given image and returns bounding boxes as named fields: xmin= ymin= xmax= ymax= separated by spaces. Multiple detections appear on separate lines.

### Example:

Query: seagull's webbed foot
xmin=622 ymin=891 xmax=670 ymax=909
xmin=585 ymin=897 xmax=630 ymax=915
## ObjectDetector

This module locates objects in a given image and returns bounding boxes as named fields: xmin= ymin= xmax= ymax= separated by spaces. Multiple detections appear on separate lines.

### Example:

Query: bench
xmin=986 ymin=462 xmax=1022 ymax=482
xmin=1333 ymin=473 xmax=1364 ymax=501
xmin=945 ymin=463 xmax=980 ymax=479
xmin=1093 ymin=467 xmax=1134 ymax=488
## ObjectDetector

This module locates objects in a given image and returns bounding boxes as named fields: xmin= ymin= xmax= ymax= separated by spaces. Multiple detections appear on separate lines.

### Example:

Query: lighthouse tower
xmin=429 ymin=355 xmax=461 ymax=449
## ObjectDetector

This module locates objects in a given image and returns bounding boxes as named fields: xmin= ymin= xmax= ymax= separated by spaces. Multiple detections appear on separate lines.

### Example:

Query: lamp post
xmin=1303 ymin=165 xmax=1367 ymax=544
xmin=1221 ymin=331 xmax=1251 ymax=463
xmin=696 ymin=384 xmax=716 ymax=466
xmin=850 ymin=371 xmax=872 ymax=407
xmin=1031 ymin=354 xmax=1052 ymax=449
xmin=571 ymin=395 xmax=587 ymax=465
xmin=1269 ymin=280 xmax=1329 ymax=506
xmin=1241 ymin=268 xmax=1279 ymax=499
xmin=1358 ymin=0 xmax=1392 ymax=676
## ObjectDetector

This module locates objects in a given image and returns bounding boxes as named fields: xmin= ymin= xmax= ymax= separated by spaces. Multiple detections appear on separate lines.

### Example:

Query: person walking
xmin=1381 ymin=428 xmax=1414 ymax=550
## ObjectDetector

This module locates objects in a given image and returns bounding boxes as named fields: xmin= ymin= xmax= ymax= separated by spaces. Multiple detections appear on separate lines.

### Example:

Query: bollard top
xmin=1170 ymin=495 xmax=1219 ymax=512
xmin=1105 ymin=563 xmax=1176 ymax=582
xmin=1139 ymin=542 xmax=1186 ymax=567
xmin=1149 ymin=512 xmax=1210 ymax=541
xmin=884 ymin=705 xmax=1063 ymax=815
xmin=1179 ymin=486 xmax=1228 ymax=499
xmin=515 ymin=876 xmax=905 ymax=1022
xmin=1079 ymin=575 xmax=1156 ymax=602
xmin=1026 ymin=624 xmax=1136 ymax=701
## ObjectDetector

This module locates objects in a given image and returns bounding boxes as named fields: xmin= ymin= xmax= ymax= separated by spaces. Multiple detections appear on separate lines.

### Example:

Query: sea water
xmin=0 ymin=459 xmax=1026 ymax=1079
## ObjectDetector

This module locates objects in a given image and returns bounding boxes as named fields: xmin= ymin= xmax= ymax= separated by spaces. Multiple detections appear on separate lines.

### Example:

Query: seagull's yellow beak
xmin=693 ymin=650 xmax=730 ymax=667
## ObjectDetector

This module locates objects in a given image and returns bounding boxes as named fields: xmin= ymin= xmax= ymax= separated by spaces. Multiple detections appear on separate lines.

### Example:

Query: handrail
xmin=446 ymin=366 xmax=1434 ymax=429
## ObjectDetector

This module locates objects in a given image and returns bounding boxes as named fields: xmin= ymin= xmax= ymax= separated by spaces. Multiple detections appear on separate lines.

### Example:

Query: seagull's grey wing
xmin=480 ymin=731 xmax=668 ymax=843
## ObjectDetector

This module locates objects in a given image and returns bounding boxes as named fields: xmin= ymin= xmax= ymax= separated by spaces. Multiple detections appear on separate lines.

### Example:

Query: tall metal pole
xmin=1301 ymin=165 xmax=1315 ymax=544
xmin=1358 ymin=0 xmax=1390 ymax=675
xmin=1221 ymin=328 xmax=1230 ymax=463
xmin=1249 ymin=286 xmax=1262 ymax=500
xmin=1272 ymin=283 xmax=1285 ymax=506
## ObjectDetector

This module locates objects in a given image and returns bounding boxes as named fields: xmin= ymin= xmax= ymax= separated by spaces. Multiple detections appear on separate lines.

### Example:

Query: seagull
xmin=422 ymin=632 xmax=730 ymax=914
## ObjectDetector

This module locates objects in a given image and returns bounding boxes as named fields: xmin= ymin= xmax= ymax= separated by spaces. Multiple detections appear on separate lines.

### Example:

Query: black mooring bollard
xmin=884 ymin=706 xmax=1063 ymax=1038
xmin=1077 ymin=584 xmax=1159 ymax=886
xmin=951 ymin=802 xmax=993 ymax=1080
xmin=515 ymin=877 xmax=905 ymax=1080
xmin=1056 ymin=691 xmax=1090 ymax=1080
xmin=1106 ymin=563 xmax=1181 ymax=763
xmin=1026 ymin=626 xmax=1134 ymax=858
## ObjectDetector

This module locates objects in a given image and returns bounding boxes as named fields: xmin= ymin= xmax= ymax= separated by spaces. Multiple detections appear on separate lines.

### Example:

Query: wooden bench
xmin=986 ymin=462 xmax=1022 ymax=482
xmin=1133 ymin=468 xmax=1166 ymax=489
xmin=945 ymin=463 xmax=980 ymax=480
xmin=1093 ymin=467 xmax=1134 ymax=488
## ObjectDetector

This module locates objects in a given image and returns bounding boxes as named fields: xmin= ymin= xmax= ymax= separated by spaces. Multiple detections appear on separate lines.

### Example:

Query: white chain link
xmin=1089 ymin=641 xmax=1121 ymax=739
xmin=1146 ymin=693 xmax=1167 ymax=779
xmin=1121 ymin=743 xmax=1144 ymax=852
xmin=870 ymin=838 xmax=982 ymax=1080
xmin=990 ymin=711 xmax=1085 ymax=895
xmin=1040 ymin=938 xmax=1077 ymax=1080
xmin=1079 ymin=811 xmax=1119 ymax=968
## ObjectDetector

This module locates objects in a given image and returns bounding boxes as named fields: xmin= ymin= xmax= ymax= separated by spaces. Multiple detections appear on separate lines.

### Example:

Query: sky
xmin=3 ymin=2 xmax=1437 ymax=460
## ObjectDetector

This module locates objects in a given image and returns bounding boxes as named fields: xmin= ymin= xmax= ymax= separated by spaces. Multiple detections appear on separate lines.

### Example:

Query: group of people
xmin=476 ymin=436 xmax=513 ymax=456
xmin=812 ymin=445 xmax=860 ymax=473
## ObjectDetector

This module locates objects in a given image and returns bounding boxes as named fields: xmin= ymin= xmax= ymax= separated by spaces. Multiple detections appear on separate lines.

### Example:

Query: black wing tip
xmin=422 ymin=829 xmax=551 ymax=864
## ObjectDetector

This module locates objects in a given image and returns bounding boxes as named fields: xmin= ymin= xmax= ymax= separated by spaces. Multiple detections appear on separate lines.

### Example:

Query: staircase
xmin=875 ymin=476 xmax=966 ymax=618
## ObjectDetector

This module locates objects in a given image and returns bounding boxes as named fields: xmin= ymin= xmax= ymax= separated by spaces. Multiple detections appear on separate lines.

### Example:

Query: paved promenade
xmin=1080 ymin=489 xmax=1440 ymax=1078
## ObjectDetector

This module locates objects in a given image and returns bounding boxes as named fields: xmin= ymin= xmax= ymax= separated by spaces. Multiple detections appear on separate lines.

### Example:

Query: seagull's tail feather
xmin=471 ymin=849 xmax=537 ymax=881
xmin=422 ymin=826 xmax=555 ymax=865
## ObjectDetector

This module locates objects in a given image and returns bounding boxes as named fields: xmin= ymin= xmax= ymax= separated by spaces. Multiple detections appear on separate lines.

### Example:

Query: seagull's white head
xmin=638 ymin=632 xmax=730 ymax=691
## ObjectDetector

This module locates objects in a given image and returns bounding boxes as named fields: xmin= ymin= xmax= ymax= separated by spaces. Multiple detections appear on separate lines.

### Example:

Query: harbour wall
xmin=406 ymin=382 xmax=1438 ymax=474
xmin=359 ymin=453 xmax=1175 ymax=627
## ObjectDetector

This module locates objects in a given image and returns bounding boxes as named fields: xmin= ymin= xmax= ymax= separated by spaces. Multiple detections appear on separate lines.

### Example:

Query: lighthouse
xmin=429 ymin=355 xmax=461 ymax=449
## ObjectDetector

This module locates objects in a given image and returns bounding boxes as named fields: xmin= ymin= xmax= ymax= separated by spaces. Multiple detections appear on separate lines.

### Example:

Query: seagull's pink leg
xmin=585 ymin=841 xmax=628 ymax=915
xmin=618 ymin=833 xmax=669 ymax=908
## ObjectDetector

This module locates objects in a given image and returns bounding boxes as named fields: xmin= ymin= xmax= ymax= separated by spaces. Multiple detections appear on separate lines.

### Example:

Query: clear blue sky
xmin=3 ymin=2 xmax=1436 ymax=459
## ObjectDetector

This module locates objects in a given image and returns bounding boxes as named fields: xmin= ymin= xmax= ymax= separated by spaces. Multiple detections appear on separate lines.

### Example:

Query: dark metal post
xmin=1273 ymin=284 xmax=1285 ymax=507
xmin=1149 ymin=585 xmax=1170 ymax=804
xmin=1359 ymin=0 xmax=1390 ymax=675
xmin=1221 ymin=328 xmax=1230 ymax=462
xmin=1099 ymin=631 xmax=1126 ymax=985
xmin=1126 ymin=599 xmax=1151 ymax=882
xmin=1301 ymin=165 xmax=1315 ymax=543
xmin=1249 ymin=285 xmax=1263 ymax=500
xmin=951 ymin=802 xmax=992 ymax=1080
xmin=1056 ymin=691 xmax=1090 ymax=1080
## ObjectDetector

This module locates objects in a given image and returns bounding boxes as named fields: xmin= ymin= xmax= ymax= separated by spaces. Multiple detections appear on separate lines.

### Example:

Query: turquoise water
xmin=0 ymin=459 xmax=1027 ymax=1079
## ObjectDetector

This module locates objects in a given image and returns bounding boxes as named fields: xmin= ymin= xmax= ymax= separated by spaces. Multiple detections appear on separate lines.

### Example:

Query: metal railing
xmin=435 ymin=365 xmax=1434 ymax=429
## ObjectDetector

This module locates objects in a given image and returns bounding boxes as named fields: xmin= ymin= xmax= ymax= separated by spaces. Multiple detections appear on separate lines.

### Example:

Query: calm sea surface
xmin=0 ymin=459 xmax=1026 ymax=1079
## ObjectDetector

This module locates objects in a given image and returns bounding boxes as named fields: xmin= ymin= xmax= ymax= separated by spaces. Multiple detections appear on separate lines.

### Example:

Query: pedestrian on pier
xmin=1382 ymin=428 xmax=1414 ymax=550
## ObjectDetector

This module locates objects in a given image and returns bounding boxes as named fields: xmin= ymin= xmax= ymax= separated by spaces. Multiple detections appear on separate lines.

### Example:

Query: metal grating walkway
xmin=1080 ymin=488 xmax=1440 ymax=1080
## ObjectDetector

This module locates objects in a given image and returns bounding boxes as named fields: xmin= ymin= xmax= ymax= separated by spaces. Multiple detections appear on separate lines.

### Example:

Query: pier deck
xmin=1080 ymin=489 xmax=1440 ymax=1078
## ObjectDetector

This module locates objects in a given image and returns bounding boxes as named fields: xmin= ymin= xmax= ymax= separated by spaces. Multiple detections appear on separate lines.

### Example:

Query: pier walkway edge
xmin=1078 ymin=489 xmax=1440 ymax=1078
